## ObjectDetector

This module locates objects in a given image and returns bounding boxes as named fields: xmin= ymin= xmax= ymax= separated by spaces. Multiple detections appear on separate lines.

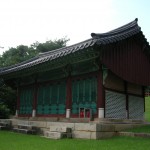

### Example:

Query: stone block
xmin=17 ymin=120 xmax=29 ymax=126
xmin=72 ymin=130 xmax=115 ymax=140
xmin=74 ymin=123 xmax=97 ymax=131
xmin=41 ymin=117 xmax=58 ymax=122
xmin=11 ymin=119 xmax=18 ymax=126
xmin=29 ymin=121 xmax=47 ymax=128
xmin=49 ymin=126 xmax=71 ymax=133
xmin=70 ymin=118 xmax=90 ymax=123
xmin=97 ymin=124 xmax=115 ymax=132
xmin=115 ymin=124 xmax=133 ymax=131
xmin=0 ymin=119 xmax=11 ymax=127
xmin=0 ymin=119 xmax=10 ymax=123
xmin=96 ymin=132 xmax=115 ymax=139
xmin=72 ymin=131 xmax=91 ymax=139
xmin=46 ymin=131 xmax=63 ymax=139
xmin=45 ymin=131 xmax=67 ymax=139
xmin=74 ymin=123 xmax=115 ymax=132
xmin=43 ymin=130 xmax=49 ymax=136
xmin=46 ymin=122 xmax=75 ymax=130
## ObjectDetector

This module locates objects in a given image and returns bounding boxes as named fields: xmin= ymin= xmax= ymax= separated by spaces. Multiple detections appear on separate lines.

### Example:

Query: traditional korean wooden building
xmin=0 ymin=19 xmax=150 ymax=120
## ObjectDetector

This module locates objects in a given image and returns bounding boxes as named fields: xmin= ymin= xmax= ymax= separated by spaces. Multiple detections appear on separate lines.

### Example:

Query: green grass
xmin=145 ymin=97 xmax=150 ymax=122
xmin=0 ymin=131 xmax=150 ymax=150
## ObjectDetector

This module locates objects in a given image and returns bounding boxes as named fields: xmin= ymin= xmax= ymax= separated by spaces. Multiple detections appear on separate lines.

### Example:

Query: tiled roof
xmin=0 ymin=39 xmax=96 ymax=75
xmin=0 ymin=18 xmax=149 ymax=76
xmin=91 ymin=18 xmax=148 ymax=45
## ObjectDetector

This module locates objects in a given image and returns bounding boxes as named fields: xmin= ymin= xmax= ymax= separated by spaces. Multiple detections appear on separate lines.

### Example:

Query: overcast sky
xmin=0 ymin=0 xmax=150 ymax=54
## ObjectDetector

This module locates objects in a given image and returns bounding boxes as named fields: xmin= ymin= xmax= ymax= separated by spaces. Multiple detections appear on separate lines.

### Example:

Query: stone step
xmin=0 ymin=126 xmax=7 ymax=130
xmin=44 ymin=131 xmax=72 ymax=139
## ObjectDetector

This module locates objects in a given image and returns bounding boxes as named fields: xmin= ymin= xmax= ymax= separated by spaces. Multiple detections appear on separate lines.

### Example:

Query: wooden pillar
xmin=32 ymin=79 xmax=38 ymax=117
xmin=97 ymin=65 xmax=105 ymax=118
xmin=16 ymin=86 xmax=20 ymax=117
xmin=142 ymin=86 xmax=145 ymax=112
xmin=66 ymin=75 xmax=72 ymax=118
xmin=124 ymin=81 xmax=129 ymax=119
xmin=142 ymin=86 xmax=146 ymax=120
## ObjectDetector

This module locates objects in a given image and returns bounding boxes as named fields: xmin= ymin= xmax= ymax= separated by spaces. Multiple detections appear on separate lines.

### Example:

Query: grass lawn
xmin=145 ymin=97 xmax=150 ymax=122
xmin=0 ymin=131 xmax=150 ymax=150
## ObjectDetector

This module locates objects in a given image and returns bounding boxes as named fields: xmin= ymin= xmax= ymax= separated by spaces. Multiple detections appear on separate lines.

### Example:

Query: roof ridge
xmin=91 ymin=18 xmax=140 ymax=38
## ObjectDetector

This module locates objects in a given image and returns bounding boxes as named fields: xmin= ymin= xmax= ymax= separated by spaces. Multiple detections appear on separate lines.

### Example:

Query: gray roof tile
xmin=0 ymin=18 xmax=149 ymax=76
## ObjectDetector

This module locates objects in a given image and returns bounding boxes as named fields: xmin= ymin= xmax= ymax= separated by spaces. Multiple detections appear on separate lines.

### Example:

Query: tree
xmin=0 ymin=84 xmax=16 ymax=115
xmin=0 ymin=45 xmax=37 ymax=67
xmin=32 ymin=38 xmax=69 ymax=53
xmin=0 ymin=38 xmax=69 ymax=67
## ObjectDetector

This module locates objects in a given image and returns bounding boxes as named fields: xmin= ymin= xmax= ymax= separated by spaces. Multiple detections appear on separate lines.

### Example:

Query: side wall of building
xmin=104 ymin=70 xmax=145 ymax=120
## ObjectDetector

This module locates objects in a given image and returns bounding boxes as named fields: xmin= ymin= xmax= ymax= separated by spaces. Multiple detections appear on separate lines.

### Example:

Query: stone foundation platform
xmin=0 ymin=118 xmax=149 ymax=140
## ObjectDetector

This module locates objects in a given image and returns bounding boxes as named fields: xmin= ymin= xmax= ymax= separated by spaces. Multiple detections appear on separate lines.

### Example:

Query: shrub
xmin=0 ymin=103 xmax=10 ymax=119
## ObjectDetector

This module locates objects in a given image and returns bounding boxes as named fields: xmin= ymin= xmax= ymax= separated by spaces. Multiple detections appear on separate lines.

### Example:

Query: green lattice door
xmin=37 ymin=81 xmax=66 ymax=115
xmin=19 ymin=87 xmax=33 ymax=115
xmin=72 ymin=77 xmax=97 ymax=115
